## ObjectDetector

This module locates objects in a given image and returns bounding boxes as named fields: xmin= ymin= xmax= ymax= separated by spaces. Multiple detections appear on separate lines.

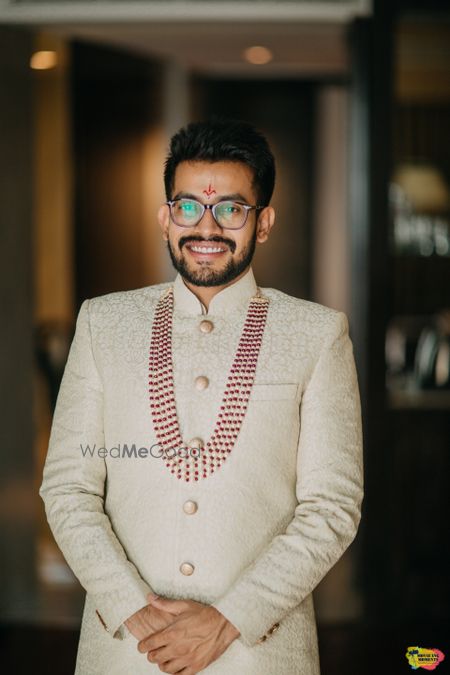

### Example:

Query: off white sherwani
xmin=39 ymin=266 xmax=364 ymax=674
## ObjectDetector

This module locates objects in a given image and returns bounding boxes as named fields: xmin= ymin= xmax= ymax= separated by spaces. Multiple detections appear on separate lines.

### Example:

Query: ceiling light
xmin=243 ymin=46 xmax=273 ymax=66
xmin=30 ymin=51 xmax=58 ymax=70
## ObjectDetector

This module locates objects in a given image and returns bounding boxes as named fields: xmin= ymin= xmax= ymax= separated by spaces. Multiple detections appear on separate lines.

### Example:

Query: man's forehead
xmin=173 ymin=160 xmax=255 ymax=194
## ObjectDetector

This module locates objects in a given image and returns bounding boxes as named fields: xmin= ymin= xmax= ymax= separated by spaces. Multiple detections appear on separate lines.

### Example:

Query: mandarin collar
xmin=172 ymin=266 xmax=258 ymax=316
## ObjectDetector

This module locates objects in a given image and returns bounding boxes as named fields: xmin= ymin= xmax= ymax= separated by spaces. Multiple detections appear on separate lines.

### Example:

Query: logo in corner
xmin=406 ymin=646 xmax=445 ymax=670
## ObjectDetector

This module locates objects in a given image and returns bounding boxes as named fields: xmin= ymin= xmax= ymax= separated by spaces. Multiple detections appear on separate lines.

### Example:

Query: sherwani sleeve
xmin=39 ymin=298 xmax=154 ymax=640
xmin=211 ymin=310 xmax=364 ymax=647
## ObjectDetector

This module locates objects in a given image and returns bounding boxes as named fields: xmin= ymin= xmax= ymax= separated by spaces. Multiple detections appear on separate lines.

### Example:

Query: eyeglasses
xmin=166 ymin=198 xmax=263 ymax=230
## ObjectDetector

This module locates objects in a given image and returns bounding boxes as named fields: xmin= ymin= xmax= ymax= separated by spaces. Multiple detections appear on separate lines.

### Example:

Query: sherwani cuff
xmin=94 ymin=576 xmax=153 ymax=641
xmin=211 ymin=593 xmax=279 ymax=648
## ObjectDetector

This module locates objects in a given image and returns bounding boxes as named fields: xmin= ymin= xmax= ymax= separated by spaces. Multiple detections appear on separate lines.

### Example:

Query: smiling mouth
xmin=185 ymin=243 xmax=228 ymax=255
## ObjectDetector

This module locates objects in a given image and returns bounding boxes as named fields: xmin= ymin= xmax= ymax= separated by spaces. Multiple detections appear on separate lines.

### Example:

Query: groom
xmin=40 ymin=118 xmax=363 ymax=675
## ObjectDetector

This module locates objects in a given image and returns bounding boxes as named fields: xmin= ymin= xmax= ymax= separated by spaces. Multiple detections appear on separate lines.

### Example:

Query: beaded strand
xmin=148 ymin=286 xmax=269 ymax=482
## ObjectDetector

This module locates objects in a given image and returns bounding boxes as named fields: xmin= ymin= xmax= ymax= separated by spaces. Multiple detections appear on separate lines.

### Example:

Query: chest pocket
xmin=250 ymin=383 xmax=299 ymax=401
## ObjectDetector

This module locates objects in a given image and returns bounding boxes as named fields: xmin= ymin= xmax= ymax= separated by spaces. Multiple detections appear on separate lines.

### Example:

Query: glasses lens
xmin=214 ymin=201 xmax=247 ymax=229
xmin=171 ymin=199 xmax=203 ymax=226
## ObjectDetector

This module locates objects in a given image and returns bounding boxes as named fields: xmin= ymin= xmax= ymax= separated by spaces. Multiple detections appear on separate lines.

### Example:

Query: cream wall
xmin=312 ymin=85 xmax=350 ymax=315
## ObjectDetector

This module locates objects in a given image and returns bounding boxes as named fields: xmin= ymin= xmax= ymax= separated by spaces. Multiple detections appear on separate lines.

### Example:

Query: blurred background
xmin=0 ymin=0 xmax=449 ymax=673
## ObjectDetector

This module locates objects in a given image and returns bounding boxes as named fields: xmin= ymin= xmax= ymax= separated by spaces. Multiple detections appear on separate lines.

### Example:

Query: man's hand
xmin=124 ymin=593 xmax=181 ymax=642
xmin=137 ymin=593 xmax=240 ymax=674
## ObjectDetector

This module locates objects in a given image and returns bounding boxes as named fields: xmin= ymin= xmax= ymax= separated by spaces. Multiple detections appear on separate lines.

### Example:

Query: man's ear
xmin=158 ymin=203 xmax=170 ymax=241
xmin=255 ymin=206 xmax=275 ymax=244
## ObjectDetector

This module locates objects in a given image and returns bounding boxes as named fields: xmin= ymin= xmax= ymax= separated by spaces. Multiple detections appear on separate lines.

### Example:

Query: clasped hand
xmin=125 ymin=592 xmax=240 ymax=674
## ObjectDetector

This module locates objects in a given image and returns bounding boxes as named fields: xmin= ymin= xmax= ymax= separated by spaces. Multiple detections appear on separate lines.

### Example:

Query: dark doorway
xmin=71 ymin=41 xmax=163 ymax=307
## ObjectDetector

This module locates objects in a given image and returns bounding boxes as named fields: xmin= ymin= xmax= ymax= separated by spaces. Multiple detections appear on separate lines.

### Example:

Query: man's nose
xmin=195 ymin=207 xmax=223 ymax=237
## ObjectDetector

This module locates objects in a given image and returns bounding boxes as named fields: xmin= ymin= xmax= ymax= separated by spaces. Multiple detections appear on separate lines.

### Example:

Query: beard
xmin=166 ymin=229 xmax=257 ymax=287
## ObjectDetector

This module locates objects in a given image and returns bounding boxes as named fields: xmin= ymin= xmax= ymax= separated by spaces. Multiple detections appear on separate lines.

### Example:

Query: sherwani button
xmin=183 ymin=500 xmax=198 ymax=514
xmin=180 ymin=562 xmax=195 ymax=575
xmin=195 ymin=376 xmax=209 ymax=391
xmin=199 ymin=320 xmax=214 ymax=333
xmin=188 ymin=437 xmax=204 ymax=449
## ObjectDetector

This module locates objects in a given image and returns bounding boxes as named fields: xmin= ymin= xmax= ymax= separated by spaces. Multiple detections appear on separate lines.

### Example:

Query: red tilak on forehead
xmin=203 ymin=183 xmax=216 ymax=198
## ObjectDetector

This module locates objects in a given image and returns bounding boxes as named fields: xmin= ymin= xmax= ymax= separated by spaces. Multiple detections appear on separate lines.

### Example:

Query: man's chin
xmin=178 ymin=266 xmax=236 ymax=288
xmin=167 ymin=238 xmax=256 ymax=288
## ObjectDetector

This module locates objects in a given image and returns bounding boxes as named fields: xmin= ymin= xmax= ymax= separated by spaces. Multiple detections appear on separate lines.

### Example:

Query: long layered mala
xmin=148 ymin=286 xmax=269 ymax=482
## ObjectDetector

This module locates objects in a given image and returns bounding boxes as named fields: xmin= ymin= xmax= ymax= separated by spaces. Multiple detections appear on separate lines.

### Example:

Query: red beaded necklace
xmin=148 ymin=286 xmax=269 ymax=482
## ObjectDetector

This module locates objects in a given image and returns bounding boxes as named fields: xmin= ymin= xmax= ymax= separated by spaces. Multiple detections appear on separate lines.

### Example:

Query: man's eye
xmin=180 ymin=202 xmax=197 ymax=212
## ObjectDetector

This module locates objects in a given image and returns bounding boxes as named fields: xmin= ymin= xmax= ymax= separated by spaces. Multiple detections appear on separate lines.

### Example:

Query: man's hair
xmin=164 ymin=117 xmax=276 ymax=206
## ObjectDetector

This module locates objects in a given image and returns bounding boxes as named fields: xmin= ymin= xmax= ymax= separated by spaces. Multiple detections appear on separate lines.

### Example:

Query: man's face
xmin=158 ymin=160 xmax=274 ymax=287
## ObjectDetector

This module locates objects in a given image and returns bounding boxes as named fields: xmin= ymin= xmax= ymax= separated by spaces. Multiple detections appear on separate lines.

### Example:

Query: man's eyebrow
xmin=172 ymin=191 xmax=251 ymax=203
xmin=172 ymin=192 xmax=199 ymax=201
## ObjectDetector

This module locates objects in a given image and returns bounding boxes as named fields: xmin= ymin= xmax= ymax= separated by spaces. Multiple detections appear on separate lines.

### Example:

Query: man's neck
xmin=182 ymin=267 xmax=250 ymax=312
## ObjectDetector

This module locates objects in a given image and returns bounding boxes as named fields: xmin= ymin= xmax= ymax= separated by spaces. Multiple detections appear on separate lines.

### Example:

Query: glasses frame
xmin=166 ymin=198 xmax=264 ymax=230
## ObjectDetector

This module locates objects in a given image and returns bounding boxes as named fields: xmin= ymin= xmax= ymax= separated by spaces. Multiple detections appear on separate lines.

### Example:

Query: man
xmin=39 ymin=118 xmax=364 ymax=674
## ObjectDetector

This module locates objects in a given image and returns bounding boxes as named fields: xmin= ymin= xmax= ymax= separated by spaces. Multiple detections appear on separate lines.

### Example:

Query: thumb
xmin=146 ymin=593 xmax=184 ymax=615
xmin=147 ymin=592 xmax=167 ymax=606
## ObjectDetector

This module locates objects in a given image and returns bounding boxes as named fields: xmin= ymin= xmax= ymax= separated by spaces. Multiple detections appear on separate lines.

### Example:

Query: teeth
xmin=190 ymin=245 xmax=225 ymax=253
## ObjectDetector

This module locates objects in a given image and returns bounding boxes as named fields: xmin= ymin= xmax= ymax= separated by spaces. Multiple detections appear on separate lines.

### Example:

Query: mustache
xmin=179 ymin=235 xmax=236 ymax=254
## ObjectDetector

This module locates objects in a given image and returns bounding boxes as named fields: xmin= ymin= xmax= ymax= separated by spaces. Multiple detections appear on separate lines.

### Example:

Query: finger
xmin=156 ymin=658 xmax=188 ymax=674
xmin=146 ymin=645 xmax=173 ymax=664
xmin=137 ymin=630 xmax=168 ymax=654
